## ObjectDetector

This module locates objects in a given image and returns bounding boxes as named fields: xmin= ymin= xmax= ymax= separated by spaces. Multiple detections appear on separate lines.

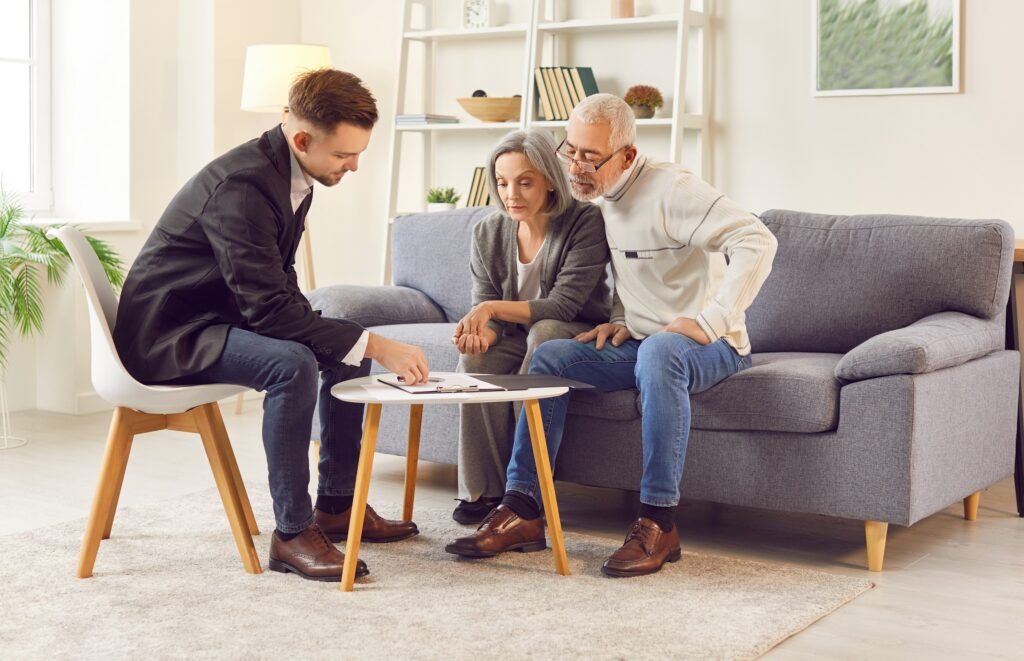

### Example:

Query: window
xmin=0 ymin=0 xmax=51 ymax=210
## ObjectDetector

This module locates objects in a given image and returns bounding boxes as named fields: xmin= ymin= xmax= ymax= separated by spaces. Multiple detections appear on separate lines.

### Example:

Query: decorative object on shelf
xmin=611 ymin=0 xmax=635 ymax=19
xmin=426 ymin=187 xmax=461 ymax=212
xmin=463 ymin=0 xmax=491 ymax=29
xmin=457 ymin=96 xmax=522 ymax=122
xmin=534 ymin=67 xmax=600 ymax=121
xmin=0 ymin=189 xmax=126 ymax=450
xmin=814 ymin=0 xmax=960 ymax=96
xmin=623 ymin=84 xmax=664 ymax=119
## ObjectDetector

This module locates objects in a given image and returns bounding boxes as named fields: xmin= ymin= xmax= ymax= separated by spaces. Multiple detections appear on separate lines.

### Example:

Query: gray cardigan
xmin=470 ymin=199 xmax=611 ymax=340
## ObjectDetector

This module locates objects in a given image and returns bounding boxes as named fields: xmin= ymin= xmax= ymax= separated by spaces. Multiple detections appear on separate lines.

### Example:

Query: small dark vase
xmin=630 ymin=104 xmax=655 ymax=119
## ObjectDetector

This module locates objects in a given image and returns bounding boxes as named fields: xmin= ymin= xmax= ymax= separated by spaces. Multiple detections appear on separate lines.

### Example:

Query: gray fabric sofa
xmin=309 ymin=207 xmax=1019 ymax=570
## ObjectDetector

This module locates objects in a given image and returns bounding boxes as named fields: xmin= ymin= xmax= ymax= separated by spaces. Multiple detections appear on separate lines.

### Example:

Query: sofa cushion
xmin=747 ymin=211 xmax=1013 ymax=354
xmin=691 ymin=353 xmax=843 ymax=433
xmin=366 ymin=323 xmax=461 ymax=373
xmin=835 ymin=311 xmax=1005 ymax=382
xmin=308 ymin=285 xmax=446 ymax=327
xmin=391 ymin=208 xmax=492 ymax=323
xmin=567 ymin=352 xmax=842 ymax=434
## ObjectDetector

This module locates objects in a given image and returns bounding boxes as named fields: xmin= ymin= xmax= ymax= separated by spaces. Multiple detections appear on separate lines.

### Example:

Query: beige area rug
xmin=0 ymin=486 xmax=873 ymax=660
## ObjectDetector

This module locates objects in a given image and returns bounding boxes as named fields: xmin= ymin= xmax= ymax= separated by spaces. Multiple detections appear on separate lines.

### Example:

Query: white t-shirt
xmin=516 ymin=238 xmax=547 ymax=301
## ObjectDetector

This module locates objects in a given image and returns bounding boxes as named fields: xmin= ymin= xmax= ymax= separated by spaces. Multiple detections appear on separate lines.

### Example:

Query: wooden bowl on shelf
xmin=456 ymin=97 xmax=522 ymax=122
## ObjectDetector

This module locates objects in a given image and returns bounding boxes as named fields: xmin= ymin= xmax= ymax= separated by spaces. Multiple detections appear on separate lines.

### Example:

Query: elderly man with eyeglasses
xmin=446 ymin=93 xmax=778 ymax=578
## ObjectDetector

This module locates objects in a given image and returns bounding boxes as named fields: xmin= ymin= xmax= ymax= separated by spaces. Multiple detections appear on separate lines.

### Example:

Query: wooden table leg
xmin=524 ymin=399 xmax=569 ymax=576
xmin=341 ymin=403 xmax=382 ymax=591
xmin=403 ymin=404 xmax=423 ymax=522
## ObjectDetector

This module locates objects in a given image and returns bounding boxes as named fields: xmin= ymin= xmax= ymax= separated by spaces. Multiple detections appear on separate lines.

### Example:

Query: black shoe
xmin=452 ymin=496 xmax=502 ymax=525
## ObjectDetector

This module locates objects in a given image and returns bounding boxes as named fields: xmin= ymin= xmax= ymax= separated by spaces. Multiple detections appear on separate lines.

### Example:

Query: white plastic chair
xmin=51 ymin=227 xmax=261 ymax=578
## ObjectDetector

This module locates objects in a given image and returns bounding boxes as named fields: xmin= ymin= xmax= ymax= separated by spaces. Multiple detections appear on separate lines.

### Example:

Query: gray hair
xmin=486 ymin=129 xmax=571 ymax=219
xmin=570 ymin=93 xmax=637 ymax=151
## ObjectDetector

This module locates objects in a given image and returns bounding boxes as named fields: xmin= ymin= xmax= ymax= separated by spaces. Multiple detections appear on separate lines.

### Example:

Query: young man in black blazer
xmin=114 ymin=69 xmax=429 ymax=582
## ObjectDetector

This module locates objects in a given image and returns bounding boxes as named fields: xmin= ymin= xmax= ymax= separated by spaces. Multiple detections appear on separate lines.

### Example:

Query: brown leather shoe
xmin=601 ymin=518 xmax=681 ymax=577
xmin=315 ymin=504 xmax=419 ymax=544
xmin=268 ymin=524 xmax=368 ymax=582
xmin=444 ymin=505 xmax=546 ymax=557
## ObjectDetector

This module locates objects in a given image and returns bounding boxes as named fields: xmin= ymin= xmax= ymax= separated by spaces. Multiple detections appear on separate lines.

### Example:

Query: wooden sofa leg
xmin=963 ymin=491 xmax=981 ymax=521
xmin=864 ymin=520 xmax=888 ymax=572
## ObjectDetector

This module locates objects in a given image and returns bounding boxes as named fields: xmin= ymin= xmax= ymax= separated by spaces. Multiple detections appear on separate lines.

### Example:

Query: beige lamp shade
xmin=240 ymin=44 xmax=332 ymax=112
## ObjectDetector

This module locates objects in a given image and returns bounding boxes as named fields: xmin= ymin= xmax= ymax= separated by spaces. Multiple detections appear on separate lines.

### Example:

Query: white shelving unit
xmin=382 ymin=0 xmax=712 ymax=283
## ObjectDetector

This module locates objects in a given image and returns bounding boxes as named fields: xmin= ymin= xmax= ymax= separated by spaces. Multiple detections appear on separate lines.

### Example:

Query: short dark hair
xmin=287 ymin=69 xmax=378 ymax=131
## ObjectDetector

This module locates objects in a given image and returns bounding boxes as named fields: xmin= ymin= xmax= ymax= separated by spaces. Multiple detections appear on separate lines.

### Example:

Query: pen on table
xmin=397 ymin=376 xmax=443 ymax=383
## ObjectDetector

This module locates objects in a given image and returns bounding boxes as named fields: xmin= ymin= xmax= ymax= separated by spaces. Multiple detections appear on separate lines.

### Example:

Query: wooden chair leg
xmin=525 ymin=399 xmax=569 ymax=576
xmin=193 ymin=404 xmax=261 ymax=575
xmin=208 ymin=402 xmax=259 ymax=535
xmin=101 ymin=435 xmax=134 ymax=540
xmin=312 ymin=440 xmax=321 ymax=467
xmin=77 ymin=407 xmax=134 ymax=578
xmin=963 ymin=491 xmax=981 ymax=521
xmin=342 ymin=403 xmax=382 ymax=592
xmin=865 ymin=520 xmax=888 ymax=572
xmin=402 ymin=404 xmax=423 ymax=522
xmin=233 ymin=392 xmax=245 ymax=415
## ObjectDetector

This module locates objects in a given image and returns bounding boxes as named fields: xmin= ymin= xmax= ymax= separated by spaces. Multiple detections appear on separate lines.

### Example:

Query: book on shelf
xmin=574 ymin=67 xmax=600 ymax=97
xmin=396 ymin=113 xmax=459 ymax=124
xmin=533 ymin=67 xmax=601 ymax=121
xmin=466 ymin=166 xmax=491 ymax=207
xmin=542 ymin=68 xmax=567 ymax=120
xmin=534 ymin=67 xmax=555 ymax=121
xmin=560 ymin=67 xmax=580 ymax=109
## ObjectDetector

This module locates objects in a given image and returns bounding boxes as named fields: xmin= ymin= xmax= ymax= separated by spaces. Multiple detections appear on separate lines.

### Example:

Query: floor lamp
xmin=234 ymin=43 xmax=330 ymax=414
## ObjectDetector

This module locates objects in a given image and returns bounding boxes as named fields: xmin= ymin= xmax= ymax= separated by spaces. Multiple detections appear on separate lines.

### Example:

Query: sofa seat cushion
xmin=366 ymin=323 xmax=461 ymax=373
xmin=691 ymin=352 xmax=842 ymax=433
xmin=567 ymin=352 xmax=842 ymax=433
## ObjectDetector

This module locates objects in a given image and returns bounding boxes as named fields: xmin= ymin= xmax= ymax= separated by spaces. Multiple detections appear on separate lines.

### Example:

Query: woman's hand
xmin=453 ymin=302 xmax=495 ymax=341
xmin=454 ymin=326 xmax=498 ymax=355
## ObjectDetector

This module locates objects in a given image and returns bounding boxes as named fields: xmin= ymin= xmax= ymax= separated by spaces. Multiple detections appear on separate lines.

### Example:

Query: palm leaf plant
xmin=0 ymin=188 xmax=126 ymax=369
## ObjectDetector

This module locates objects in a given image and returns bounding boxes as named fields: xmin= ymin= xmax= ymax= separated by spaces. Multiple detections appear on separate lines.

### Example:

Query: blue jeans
xmin=166 ymin=325 xmax=370 ymax=533
xmin=506 ymin=333 xmax=751 ymax=507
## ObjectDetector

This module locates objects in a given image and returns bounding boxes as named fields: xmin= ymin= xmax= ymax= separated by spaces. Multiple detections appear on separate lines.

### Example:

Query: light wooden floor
xmin=2 ymin=405 xmax=1022 ymax=659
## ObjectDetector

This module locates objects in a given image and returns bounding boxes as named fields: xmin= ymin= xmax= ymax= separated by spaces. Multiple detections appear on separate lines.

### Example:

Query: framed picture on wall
xmin=814 ymin=0 xmax=961 ymax=97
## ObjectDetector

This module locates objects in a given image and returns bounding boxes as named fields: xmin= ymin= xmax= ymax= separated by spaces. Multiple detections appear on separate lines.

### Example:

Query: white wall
xmin=13 ymin=0 xmax=1024 ymax=413
xmin=712 ymin=0 xmax=1024 ymax=221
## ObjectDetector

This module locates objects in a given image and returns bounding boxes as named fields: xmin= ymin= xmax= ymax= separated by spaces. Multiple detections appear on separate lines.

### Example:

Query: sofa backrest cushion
xmin=746 ymin=210 xmax=1014 ymax=354
xmin=391 ymin=207 xmax=492 ymax=323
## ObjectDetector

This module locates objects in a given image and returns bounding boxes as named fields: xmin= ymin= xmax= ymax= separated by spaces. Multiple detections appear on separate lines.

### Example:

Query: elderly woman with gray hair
xmin=451 ymin=129 xmax=610 ymax=524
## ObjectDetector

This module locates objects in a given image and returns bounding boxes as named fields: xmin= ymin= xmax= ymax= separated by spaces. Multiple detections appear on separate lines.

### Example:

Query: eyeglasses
xmin=555 ymin=138 xmax=626 ymax=174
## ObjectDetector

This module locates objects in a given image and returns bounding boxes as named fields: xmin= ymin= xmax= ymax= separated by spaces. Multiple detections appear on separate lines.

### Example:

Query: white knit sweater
xmin=597 ymin=155 xmax=777 ymax=355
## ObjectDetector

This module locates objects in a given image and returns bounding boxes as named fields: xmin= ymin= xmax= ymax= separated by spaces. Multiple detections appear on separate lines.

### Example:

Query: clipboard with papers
xmin=377 ymin=372 xmax=595 ymax=394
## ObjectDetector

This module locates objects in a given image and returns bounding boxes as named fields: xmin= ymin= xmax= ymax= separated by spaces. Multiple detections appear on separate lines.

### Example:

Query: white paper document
xmin=376 ymin=372 xmax=505 ymax=394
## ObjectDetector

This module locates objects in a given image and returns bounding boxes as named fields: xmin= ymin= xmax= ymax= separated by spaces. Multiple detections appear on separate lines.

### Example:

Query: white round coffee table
xmin=331 ymin=373 xmax=570 ymax=592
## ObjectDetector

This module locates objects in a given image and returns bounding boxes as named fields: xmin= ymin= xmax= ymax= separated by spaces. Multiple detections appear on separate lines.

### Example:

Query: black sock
xmin=276 ymin=530 xmax=300 ymax=541
xmin=638 ymin=503 xmax=675 ymax=532
xmin=316 ymin=494 xmax=354 ymax=514
xmin=501 ymin=490 xmax=541 ymax=520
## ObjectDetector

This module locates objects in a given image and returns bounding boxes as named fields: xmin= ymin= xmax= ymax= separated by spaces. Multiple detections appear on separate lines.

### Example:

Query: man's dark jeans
xmin=168 ymin=324 xmax=369 ymax=533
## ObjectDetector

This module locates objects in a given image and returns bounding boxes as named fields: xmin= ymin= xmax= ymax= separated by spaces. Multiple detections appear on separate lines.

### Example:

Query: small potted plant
xmin=426 ymin=186 xmax=461 ymax=212
xmin=623 ymin=84 xmax=664 ymax=119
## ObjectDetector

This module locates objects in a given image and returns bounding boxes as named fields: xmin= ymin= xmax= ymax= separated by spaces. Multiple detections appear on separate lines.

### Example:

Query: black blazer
xmin=113 ymin=126 xmax=364 ymax=383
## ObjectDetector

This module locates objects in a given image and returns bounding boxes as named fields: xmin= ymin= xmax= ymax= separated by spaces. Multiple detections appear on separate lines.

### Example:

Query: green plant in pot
xmin=0 ymin=188 xmax=126 ymax=447
xmin=0 ymin=190 xmax=126 ymax=368
xmin=623 ymin=84 xmax=664 ymax=119
xmin=426 ymin=186 xmax=461 ymax=212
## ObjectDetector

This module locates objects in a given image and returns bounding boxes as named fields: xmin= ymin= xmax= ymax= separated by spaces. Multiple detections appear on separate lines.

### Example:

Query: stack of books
xmin=534 ymin=67 xmax=599 ymax=121
xmin=396 ymin=114 xmax=459 ymax=125
xmin=466 ymin=166 xmax=491 ymax=207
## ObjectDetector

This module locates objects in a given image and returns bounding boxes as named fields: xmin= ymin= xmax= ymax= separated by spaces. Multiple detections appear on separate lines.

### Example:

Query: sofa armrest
xmin=835 ymin=311 xmax=1005 ymax=382
xmin=307 ymin=285 xmax=446 ymax=327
